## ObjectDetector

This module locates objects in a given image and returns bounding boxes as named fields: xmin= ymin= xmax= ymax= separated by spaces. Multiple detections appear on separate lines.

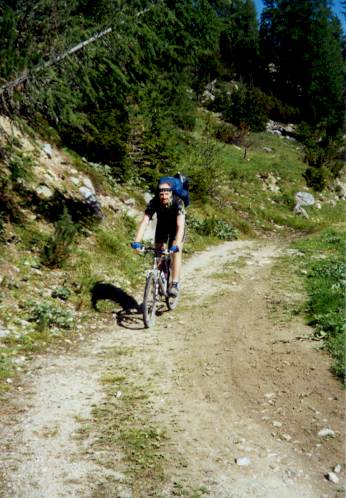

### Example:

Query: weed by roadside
xmin=76 ymin=347 xmax=169 ymax=497
xmin=292 ymin=228 xmax=345 ymax=381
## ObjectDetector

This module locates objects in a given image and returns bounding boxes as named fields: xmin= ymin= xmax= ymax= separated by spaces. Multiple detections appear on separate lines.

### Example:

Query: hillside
xmin=0 ymin=112 xmax=345 ymax=496
xmin=0 ymin=112 xmax=345 ymax=385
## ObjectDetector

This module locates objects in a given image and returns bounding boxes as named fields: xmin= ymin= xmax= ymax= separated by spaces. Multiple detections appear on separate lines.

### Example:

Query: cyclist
xmin=131 ymin=179 xmax=186 ymax=297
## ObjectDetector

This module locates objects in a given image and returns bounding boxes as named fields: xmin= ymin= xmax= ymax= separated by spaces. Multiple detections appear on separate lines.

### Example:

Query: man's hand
xmin=131 ymin=242 xmax=143 ymax=251
xmin=169 ymin=245 xmax=179 ymax=253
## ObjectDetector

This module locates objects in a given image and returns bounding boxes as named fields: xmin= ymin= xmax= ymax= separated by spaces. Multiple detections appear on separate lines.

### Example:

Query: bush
xmin=8 ymin=152 xmax=34 ymax=184
xmin=297 ymin=122 xmax=344 ymax=191
xmin=41 ymin=208 xmax=78 ymax=267
xmin=27 ymin=300 xmax=75 ymax=332
xmin=188 ymin=214 xmax=238 ymax=241
xmin=212 ymin=122 xmax=240 ymax=145
xmin=210 ymin=82 xmax=268 ymax=132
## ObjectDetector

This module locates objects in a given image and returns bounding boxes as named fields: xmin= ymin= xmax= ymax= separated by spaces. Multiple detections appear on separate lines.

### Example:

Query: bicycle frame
xmin=141 ymin=247 xmax=178 ymax=328
xmin=146 ymin=249 xmax=170 ymax=296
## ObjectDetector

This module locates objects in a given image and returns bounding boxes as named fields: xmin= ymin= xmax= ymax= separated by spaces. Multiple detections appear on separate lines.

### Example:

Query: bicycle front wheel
xmin=143 ymin=273 xmax=158 ymax=328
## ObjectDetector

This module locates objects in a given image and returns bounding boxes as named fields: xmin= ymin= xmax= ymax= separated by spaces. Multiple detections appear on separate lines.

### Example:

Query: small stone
xmin=273 ymin=421 xmax=282 ymax=428
xmin=235 ymin=457 xmax=251 ymax=466
xmin=318 ymin=428 xmax=335 ymax=438
xmin=282 ymin=434 xmax=292 ymax=441
xmin=325 ymin=472 xmax=339 ymax=484
xmin=334 ymin=464 xmax=342 ymax=473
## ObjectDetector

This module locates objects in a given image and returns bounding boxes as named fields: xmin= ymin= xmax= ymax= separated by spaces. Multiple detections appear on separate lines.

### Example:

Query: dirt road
xmin=0 ymin=240 xmax=344 ymax=498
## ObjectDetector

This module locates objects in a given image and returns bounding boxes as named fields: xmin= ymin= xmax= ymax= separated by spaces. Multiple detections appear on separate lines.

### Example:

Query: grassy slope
xmin=0 ymin=112 xmax=345 ymax=393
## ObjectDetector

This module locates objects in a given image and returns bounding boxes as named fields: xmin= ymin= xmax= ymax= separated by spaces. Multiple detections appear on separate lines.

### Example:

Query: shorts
xmin=155 ymin=222 xmax=186 ymax=246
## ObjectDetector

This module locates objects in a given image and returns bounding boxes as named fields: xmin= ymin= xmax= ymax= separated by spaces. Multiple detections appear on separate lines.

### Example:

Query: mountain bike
xmin=142 ymin=247 xmax=179 ymax=328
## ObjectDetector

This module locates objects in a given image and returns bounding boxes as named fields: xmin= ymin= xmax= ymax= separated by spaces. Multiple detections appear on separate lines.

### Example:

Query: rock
xmin=82 ymin=177 xmax=96 ymax=193
xmin=35 ymin=184 xmax=54 ymax=200
xmin=273 ymin=421 xmax=282 ymax=428
xmin=124 ymin=197 xmax=135 ymax=207
xmin=266 ymin=120 xmax=296 ymax=138
xmin=42 ymin=143 xmax=52 ymax=159
xmin=260 ymin=172 xmax=280 ymax=193
xmin=263 ymin=147 xmax=273 ymax=153
xmin=334 ymin=464 xmax=342 ymax=473
xmin=334 ymin=177 xmax=346 ymax=200
xmin=293 ymin=204 xmax=309 ymax=218
xmin=70 ymin=176 xmax=80 ymax=186
xmin=79 ymin=186 xmax=103 ymax=219
xmin=235 ymin=456 xmax=251 ymax=466
xmin=0 ymin=326 xmax=10 ymax=338
xmin=98 ymin=195 xmax=121 ymax=212
xmin=325 ymin=472 xmax=339 ymax=484
xmin=295 ymin=191 xmax=315 ymax=206
xmin=318 ymin=428 xmax=335 ymax=438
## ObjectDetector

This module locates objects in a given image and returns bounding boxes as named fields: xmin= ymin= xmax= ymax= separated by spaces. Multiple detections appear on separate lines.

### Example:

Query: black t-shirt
xmin=145 ymin=195 xmax=185 ymax=222
xmin=145 ymin=195 xmax=185 ymax=243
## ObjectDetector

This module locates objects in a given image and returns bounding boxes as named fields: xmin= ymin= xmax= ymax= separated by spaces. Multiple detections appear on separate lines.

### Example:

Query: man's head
xmin=158 ymin=182 xmax=173 ymax=206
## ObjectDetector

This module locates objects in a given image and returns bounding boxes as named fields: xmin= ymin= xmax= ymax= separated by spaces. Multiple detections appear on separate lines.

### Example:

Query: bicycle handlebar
xmin=142 ymin=247 xmax=170 ymax=255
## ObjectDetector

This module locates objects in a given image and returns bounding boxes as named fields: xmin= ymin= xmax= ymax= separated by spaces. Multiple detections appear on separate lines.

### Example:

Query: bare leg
xmin=172 ymin=245 xmax=183 ymax=282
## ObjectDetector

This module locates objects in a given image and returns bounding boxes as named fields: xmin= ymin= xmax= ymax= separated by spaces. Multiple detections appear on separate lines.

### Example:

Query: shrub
xmin=51 ymin=286 xmax=71 ymax=301
xmin=188 ymin=214 xmax=238 ymax=240
xmin=212 ymin=122 xmax=239 ymax=144
xmin=8 ymin=153 xmax=34 ymax=184
xmin=41 ymin=208 xmax=78 ymax=267
xmin=297 ymin=122 xmax=344 ymax=191
xmin=27 ymin=300 xmax=75 ymax=332
xmin=210 ymin=82 xmax=268 ymax=132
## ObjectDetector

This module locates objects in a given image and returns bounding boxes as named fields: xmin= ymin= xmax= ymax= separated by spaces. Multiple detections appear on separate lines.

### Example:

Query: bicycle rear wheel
xmin=143 ymin=273 xmax=158 ymax=328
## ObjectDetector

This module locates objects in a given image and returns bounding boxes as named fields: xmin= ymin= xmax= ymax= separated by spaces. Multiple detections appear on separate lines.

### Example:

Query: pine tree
xmin=219 ymin=0 xmax=259 ymax=83
xmin=259 ymin=0 xmax=344 ymax=131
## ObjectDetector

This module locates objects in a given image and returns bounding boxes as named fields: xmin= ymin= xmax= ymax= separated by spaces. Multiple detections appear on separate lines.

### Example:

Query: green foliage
xmin=212 ymin=121 xmax=242 ymax=145
xmin=297 ymin=122 xmax=345 ymax=191
xmin=294 ymin=228 xmax=346 ymax=381
xmin=1 ymin=0 xmax=344 ymax=186
xmin=219 ymin=0 xmax=259 ymax=83
xmin=8 ymin=153 xmax=34 ymax=184
xmin=51 ymin=286 xmax=71 ymax=301
xmin=260 ymin=0 xmax=344 ymax=129
xmin=306 ymin=257 xmax=346 ymax=380
xmin=211 ymin=82 xmax=268 ymax=131
xmin=26 ymin=300 xmax=75 ymax=332
xmin=41 ymin=208 xmax=78 ymax=267
xmin=188 ymin=213 xmax=238 ymax=241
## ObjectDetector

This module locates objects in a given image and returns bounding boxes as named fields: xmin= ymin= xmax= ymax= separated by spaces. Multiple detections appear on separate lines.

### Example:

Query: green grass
xmin=83 ymin=359 xmax=168 ymax=496
xmin=1 ymin=109 xmax=345 ymax=392
xmin=292 ymin=227 xmax=346 ymax=381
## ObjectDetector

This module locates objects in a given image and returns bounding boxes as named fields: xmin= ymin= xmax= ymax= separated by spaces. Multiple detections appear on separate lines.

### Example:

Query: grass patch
xmin=172 ymin=481 xmax=209 ymax=497
xmin=292 ymin=227 xmax=345 ymax=381
xmin=75 ymin=348 xmax=169 ymax=496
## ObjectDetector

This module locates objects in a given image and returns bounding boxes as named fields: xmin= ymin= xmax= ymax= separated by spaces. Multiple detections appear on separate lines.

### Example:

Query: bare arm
xmin=134 ymin=213 xmax=151 ymax=242
xmin=173 ymin=213 xmax=185 ymax=248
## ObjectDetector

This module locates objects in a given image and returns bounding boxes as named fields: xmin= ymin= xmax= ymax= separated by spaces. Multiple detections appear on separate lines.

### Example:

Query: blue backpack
xmin=158 ymin=173 xmax=190 ymax=207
